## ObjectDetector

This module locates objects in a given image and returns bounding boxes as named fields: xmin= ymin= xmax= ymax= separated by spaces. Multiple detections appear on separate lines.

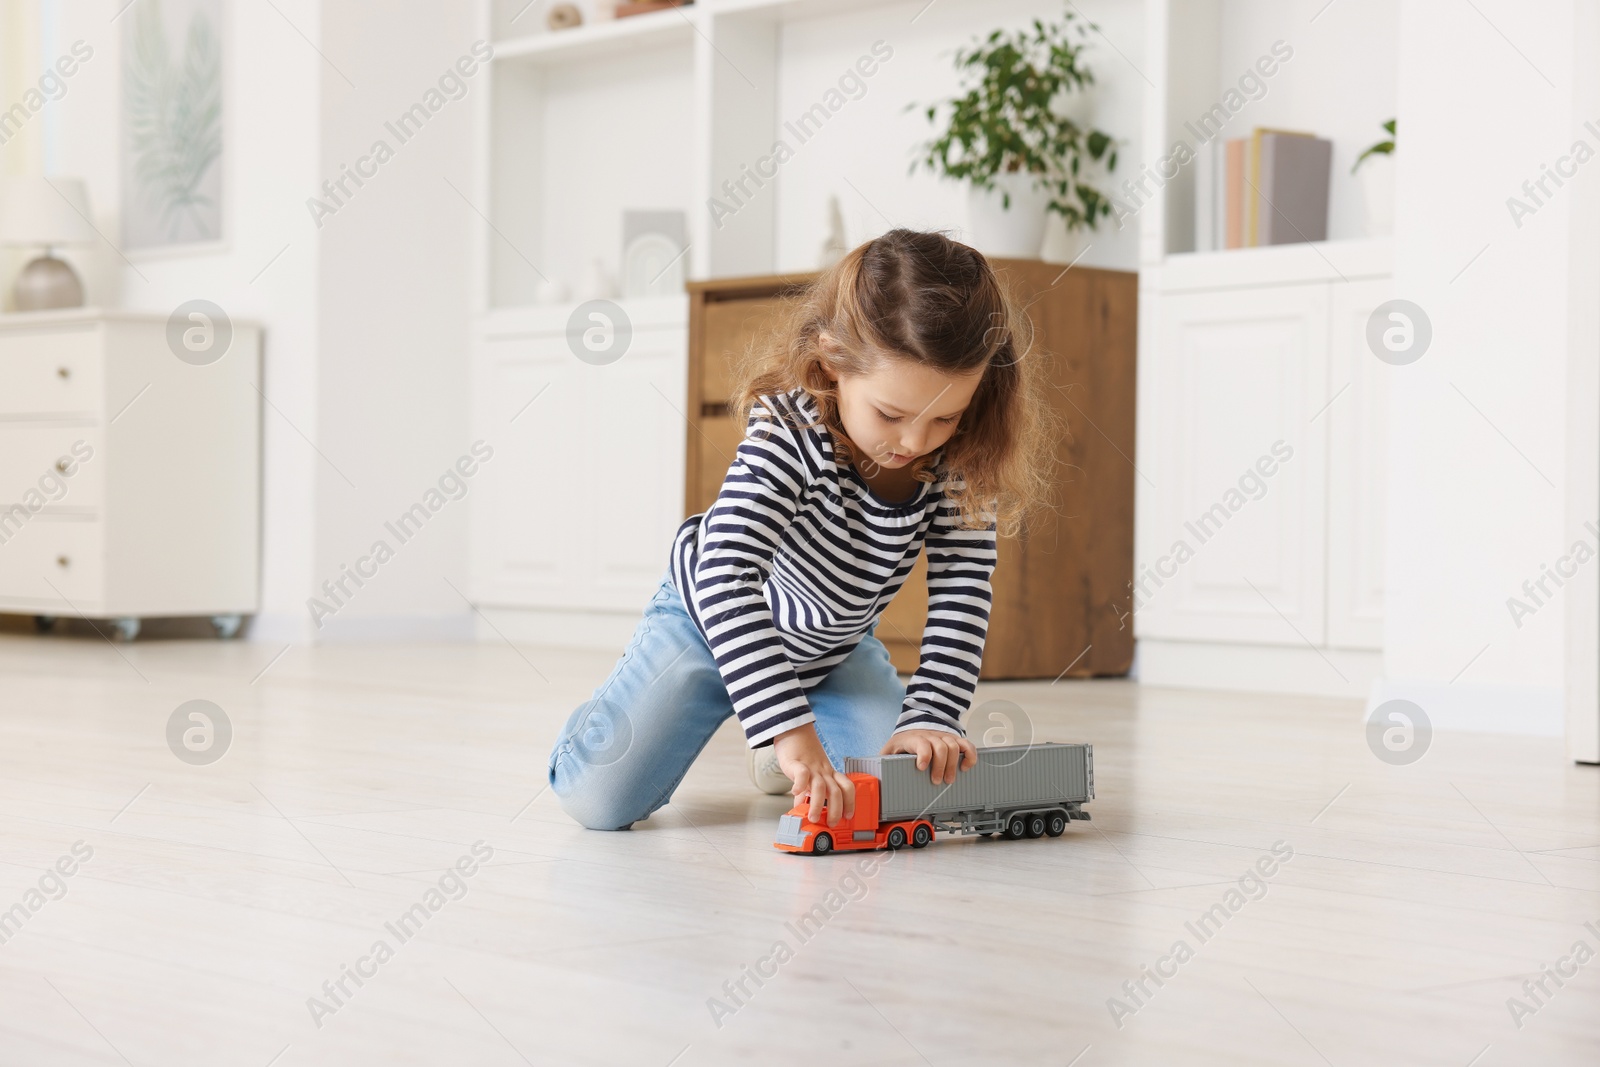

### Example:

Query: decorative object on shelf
xmin=617 ymin=0 xmax=691 ymax=17
xmin=536 ymin=278 xmax=571 ymax=305
xmin=621 ymin=210 xmax=687 ymax=298
xmin=1214 ymin=128 xmax=1331 ymax=248
xmin=1255 ymin=131 xmax=1331 ymax=245
xmin=546 ymin=2 xmax=582 ymax=30
xmin=1194 ymin=138 xmax=1223 ymax=252
xmin=818 ymin=194 xmax=847 ymax=269
xmin=121 ymin=0 xmax=224 ymax=252
xmin=912 ymin=5 xmax=1118 ymax=259
xmin=586 ymin=0 xmax=618 ymax=21
xmin=0 ymin=177 xmax=96 ymax=311
xmin=1352 ymin=118 xmax=1396 ymax=237
xmin=576 ymin=258 xmax=618 ymax=301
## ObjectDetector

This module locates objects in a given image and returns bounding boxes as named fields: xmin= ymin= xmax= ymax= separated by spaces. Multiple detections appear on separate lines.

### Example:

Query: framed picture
xmin=120 ymin=0 xmax=225 ymax=255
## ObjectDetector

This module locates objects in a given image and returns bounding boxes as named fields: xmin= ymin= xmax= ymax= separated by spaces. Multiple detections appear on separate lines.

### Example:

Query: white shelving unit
xmin=468 ymin=0 xmax=938 ymax=643
xmin=473 ymin=0 xmax=924 ymax=308
xmin=1133 ymin=0 xmax=1399 ymax=697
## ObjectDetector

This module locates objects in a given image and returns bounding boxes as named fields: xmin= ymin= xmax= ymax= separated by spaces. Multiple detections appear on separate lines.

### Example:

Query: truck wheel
xmin=1046 ymin=813 xmax=1067 ymax=837
xmin=1026 ymin=814 xmax=1047 ymax=838
xmin=887 ymin=826 xmax=907 ymax=850
xmin=911 ymin=824 xmax=932 ymax=848
xmin=1005 ymin=815 xmax=1028 ymax=840
xmin=812 ymin=832 xmax=833 ymax=855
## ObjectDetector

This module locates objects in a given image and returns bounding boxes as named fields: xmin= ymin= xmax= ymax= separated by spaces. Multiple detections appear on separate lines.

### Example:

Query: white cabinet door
xmin=1326 ymin=278 xmax=1391 ymax=650
xmin=1138 ymin=283 xmax=1330 ymax=644
xmin=469 ymin=323 xmax=687 ymax=613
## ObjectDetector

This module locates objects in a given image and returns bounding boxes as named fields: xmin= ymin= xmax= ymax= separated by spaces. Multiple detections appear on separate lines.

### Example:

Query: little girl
xmin=547 ymin=228 xmax=1055 ymax=832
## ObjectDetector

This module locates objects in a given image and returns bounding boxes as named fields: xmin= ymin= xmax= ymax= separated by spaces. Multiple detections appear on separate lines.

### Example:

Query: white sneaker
xmin=747 ymin=745 xmax=790 ymax=795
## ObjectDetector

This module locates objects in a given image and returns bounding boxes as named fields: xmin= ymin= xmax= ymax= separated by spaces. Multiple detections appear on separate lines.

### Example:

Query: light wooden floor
xmin=0 ymin=630 xmax=1596 ymax=1067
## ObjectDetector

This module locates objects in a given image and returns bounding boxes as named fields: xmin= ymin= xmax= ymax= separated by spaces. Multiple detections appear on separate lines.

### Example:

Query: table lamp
xmin=0 ymin=177 xmax=96 ymax=311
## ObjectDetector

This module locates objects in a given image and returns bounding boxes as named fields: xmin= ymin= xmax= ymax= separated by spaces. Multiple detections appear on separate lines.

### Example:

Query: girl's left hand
xmin=881 ymin=730 xmax=978 ymax=785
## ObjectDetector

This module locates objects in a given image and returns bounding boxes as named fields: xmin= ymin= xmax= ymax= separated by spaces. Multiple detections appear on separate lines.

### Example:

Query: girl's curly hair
xmin=728 ymin=228 xmax=1060 ymax=537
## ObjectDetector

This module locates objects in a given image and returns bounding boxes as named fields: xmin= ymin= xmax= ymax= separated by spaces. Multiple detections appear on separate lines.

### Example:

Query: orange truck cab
xmin=772 ymin=772 xmax=935 ymax=855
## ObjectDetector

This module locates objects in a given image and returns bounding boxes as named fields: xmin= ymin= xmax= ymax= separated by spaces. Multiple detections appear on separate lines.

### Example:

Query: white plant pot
xmin=966 ymin=171 xmax=1051 ymax=259
xmin=1356 ymin=153 xmax=1395 ymax=237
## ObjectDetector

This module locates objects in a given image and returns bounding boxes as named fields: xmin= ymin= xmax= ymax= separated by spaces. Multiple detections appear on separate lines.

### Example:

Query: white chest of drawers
xmin=0 ymin=309 xmax=261 ymax=638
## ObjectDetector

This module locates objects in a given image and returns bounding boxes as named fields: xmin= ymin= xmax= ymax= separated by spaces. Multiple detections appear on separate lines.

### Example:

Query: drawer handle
xmin=55 ymin=458 xmax=70 ymax=474
xmin=57 ymin=366 xmax=71 ymax=379
xmin=56 ymin=555 xmax=70 ymax=568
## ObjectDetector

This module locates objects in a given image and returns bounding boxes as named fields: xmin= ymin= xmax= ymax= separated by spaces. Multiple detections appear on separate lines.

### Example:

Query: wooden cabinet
xmin=685 ymin=263 xmax=1138 ymax=680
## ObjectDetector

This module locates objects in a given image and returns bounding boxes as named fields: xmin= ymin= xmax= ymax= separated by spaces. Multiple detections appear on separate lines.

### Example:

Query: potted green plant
xmin=1352 ymin=118 xmax=1396 ymax=236
xmin=912 ymin=5 xmax=1118 ymax=258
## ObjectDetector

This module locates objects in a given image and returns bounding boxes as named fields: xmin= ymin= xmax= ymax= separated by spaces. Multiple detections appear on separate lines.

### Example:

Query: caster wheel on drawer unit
xmin=210 ymin=614 xmax=243 ymax=640
xmin=33 ymin=615 xmax=58 ymax=634
xmin=109 ymin=617 xmax=141 ymax=642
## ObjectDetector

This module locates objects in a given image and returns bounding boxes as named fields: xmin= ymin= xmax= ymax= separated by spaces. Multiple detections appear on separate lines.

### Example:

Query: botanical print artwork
xmin=121 ymin=0 xmax=223 ymax=251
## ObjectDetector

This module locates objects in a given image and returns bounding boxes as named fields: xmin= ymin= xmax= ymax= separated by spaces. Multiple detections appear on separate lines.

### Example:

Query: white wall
xmin=42 ymin=0 xmax=323 ymax=640
xmin=1378 ymin=0 xmax=1576 ymax=731
xmin=310 ymin=0 xmax=477 ymax=639
xmin=34 ymin=0 xmax=478 ymax=642
xmin=772 ymin=0 xmax=1145 ymax=274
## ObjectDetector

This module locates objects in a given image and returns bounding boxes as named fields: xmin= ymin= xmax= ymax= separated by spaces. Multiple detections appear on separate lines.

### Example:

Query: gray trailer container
xmin=845 ymin=742 xmax=1093 ymax=838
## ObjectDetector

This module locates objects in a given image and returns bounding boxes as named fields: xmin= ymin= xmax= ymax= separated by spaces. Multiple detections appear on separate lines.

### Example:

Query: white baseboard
xmin=473 ymin=604 xmax=641 ymax=650
xmin=1137 ymin=637 xmax=1382 ymax=699
xmin=244 ymin=610 xmax=313 ymax=643
xmin=1366 ymin=679 xmax=1563 ymax=738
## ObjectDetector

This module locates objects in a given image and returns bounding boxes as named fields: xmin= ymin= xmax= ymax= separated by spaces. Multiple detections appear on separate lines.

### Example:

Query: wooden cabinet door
xmin=1138 ymin=283 xmax=1330 ymax=644
xmin=699 ymin=298 xmax=785 ymax=407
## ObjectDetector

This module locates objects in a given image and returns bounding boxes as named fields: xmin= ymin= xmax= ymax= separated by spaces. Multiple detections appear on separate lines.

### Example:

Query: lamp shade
xmin=0 ymin=177 xmax=96 ymax=247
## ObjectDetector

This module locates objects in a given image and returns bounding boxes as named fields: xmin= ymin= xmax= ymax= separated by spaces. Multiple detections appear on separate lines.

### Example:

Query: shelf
xmin=1150 ymin=237 xmax=1392 ymax=293
xmin=704 ymin=0 xmax=916 ymax=20
xmin=493 ymin=8 xmax=697 ymax=65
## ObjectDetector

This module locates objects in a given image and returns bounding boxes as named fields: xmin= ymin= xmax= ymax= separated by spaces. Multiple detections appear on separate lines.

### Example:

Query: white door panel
xmin=1327 ymin=279 xmax=1392 ymax=650
xmin=1139 ymin=283 xmax=1330 ymax=645
xmin=470 ymin=320 xmax=687 ymax=613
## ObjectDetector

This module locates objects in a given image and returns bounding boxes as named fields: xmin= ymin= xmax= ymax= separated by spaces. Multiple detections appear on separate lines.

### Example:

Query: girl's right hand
xmin=772 ymin=723 xmax=855 ymax=827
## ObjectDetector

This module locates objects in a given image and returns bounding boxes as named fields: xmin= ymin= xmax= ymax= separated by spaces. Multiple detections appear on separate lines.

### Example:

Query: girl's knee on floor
xmin=548 ymin=744 xmax=647 ymax=831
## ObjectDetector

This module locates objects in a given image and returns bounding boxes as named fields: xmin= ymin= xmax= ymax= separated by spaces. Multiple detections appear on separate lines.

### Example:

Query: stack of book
xmin=1194 ymin=128 xmax=1332 ymax=252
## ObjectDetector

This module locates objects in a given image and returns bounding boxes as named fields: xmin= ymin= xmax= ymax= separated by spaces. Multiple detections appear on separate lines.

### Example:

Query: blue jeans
xmin=548 ymin=572 xmax=906 ymax=830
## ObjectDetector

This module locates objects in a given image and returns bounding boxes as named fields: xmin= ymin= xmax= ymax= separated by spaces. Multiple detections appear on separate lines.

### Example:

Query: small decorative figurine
xmin=547 ymin=3 xmax=583 ymax=31
xmin=818 ymin=194 xmax=847 ymax=269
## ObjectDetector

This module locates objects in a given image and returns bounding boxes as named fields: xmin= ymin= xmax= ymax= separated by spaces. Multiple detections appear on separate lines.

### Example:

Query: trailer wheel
xmin=1046 ymin=813 xmax=1067 ymax=837
xmin=912 ymin=824 xmax=932 ymax=848
xmin=812 ymin=832 xmax=833 ymax=855
xmin=1026 ymin=814 xmax=1047 ymax=838
xmin=887 ymin=826 xmax=907 ymax=850
xmin=1005 ymin=815 xmax=1027 ymax=840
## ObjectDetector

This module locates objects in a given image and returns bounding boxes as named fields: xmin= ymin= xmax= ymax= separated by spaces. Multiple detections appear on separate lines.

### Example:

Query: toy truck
xmin=773 ymin=742 xmax=1093 ymax=855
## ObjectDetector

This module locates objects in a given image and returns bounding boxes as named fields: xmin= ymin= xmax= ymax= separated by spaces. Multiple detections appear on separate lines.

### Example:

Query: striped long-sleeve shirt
xmin=669 ymin=389 xmax=998 ymax=748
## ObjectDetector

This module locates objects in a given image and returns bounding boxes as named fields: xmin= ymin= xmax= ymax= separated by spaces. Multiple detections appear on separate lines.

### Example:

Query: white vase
xmin=1356 ymin=153 xmax=1395 ymax=237
xmin=966 ymin=171 xmax=1051 ymax=259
